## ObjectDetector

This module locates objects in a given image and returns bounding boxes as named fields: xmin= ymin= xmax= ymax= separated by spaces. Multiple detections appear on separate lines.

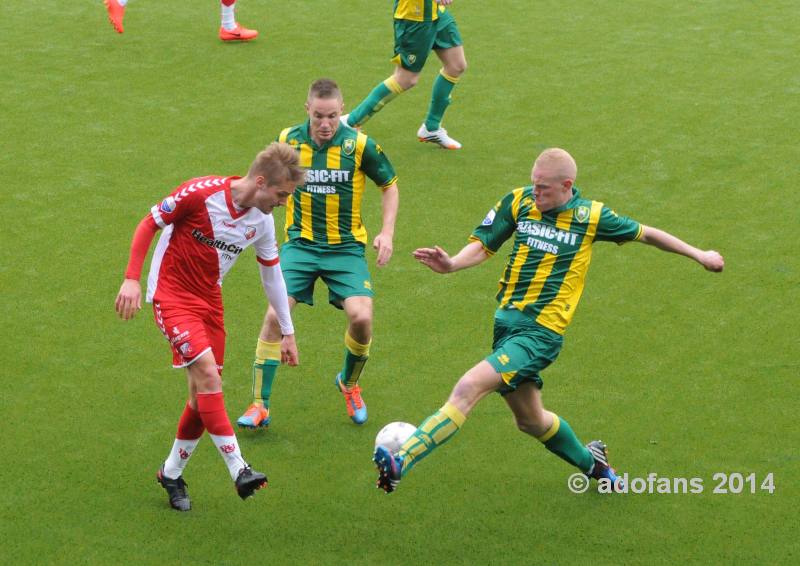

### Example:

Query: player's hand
xmin=115 ymin=279 xmax=142 ymax=320
xmin=699 ymin=250 xmax=724 ymax=272
xmin=373 ymin=232 xmax=394 ymax=267
xmin=437 ymin=0 xmax=454 ymax=6
xmin=413 ymin=246 xmax=453 ymax=274
xmin=281 ymin=334 xmax=299 ymax=366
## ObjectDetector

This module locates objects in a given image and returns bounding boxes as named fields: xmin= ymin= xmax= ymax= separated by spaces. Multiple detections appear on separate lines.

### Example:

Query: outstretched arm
xmin=115 ymin=215 xmax=160 ymax=319
xmin=639 ymin=225 xmax=724 ymax=272
xmin=373 ymin=183 xmax=399 ymax=267
xmin=413 ymin=240 xmax=490 ymax=274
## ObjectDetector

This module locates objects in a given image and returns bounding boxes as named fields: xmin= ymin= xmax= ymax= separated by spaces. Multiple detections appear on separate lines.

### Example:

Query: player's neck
xmin=229 ymin=178 xmax=250 ymax=210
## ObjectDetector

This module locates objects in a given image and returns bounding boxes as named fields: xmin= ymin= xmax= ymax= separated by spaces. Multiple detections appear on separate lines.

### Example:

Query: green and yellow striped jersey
xmin=470 ymin=187 xmax=642 ymax=335
xmin=393 ymin=0 xmax=445 ymax=22
xmin=278 ymin=121 xmax=397 ymax=247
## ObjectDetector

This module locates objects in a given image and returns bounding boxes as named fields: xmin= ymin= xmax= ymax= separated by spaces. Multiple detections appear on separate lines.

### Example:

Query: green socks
xmin=424 ymin=70 xmax=459 ymax=131
xmin=348 ymin=76 xmax=405 ymax=127
xmin=398 ymin=402 xmax=466 ymax=476
xmin=537 ymin=414 xmax=594 ymax=473
xmin=252 ymin=339 xmax=280 ymax=407
xmin=342 ymin=331 xmax=370 ymax=388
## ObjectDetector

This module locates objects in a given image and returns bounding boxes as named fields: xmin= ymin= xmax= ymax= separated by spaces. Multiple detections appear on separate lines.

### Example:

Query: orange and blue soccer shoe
xmin=335 ymin=373 xmax=368 ymax=425
xmin=236 ymin=403 xmax=271 ymax=429
xmin=219 ymin=24 xmax=259 ymax=42
xmin=373 ymin=446 xmax=402 ymax=494
xmin=104 ymin=0 xmax=125 ymax=34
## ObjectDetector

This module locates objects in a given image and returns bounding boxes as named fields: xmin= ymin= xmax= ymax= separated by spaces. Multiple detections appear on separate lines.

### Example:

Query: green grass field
xmin=1 ymin=1 xmax=797 ymax=563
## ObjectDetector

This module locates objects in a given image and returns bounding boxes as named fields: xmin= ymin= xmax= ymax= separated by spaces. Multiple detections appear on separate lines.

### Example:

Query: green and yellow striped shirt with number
xmin=394 ymin=0 xmax=444 ymax=21
xmin=470 ymin=187 xmax=642 ymax=335
xmin=278 ymin=121 xmax=397 ymax=247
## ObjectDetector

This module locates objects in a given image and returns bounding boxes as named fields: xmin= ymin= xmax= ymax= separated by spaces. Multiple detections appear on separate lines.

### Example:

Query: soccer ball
xmin=375 ymin=421 xmax=416 ymax=455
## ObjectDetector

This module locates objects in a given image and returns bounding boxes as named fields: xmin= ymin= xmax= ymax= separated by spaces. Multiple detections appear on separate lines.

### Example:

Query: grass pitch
xmin=1 ymin=1 xmax=797 ymax=563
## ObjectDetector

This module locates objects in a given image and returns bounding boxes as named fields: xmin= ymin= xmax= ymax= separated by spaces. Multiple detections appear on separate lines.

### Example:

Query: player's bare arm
xmin=413 ymin=240 xmax=489 ymax=274
xmin=374 ymin=183 xmax=399 ymax=267
xmin=639 ymin=225 xmax=724 ymax=272
xmin=437 ymin=0 xmax=455 ymax=6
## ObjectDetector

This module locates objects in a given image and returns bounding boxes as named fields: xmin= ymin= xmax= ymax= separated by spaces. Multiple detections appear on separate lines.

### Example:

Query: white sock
xmin=118 ymin=0 xmax=129 ymax=7
xmin=210 ymin=434 xmax=247 ymax=480
xmin=163 ymin=438 xmax=201 ymax=479
xmin=221 ymin=3 xmax=236 ymax=30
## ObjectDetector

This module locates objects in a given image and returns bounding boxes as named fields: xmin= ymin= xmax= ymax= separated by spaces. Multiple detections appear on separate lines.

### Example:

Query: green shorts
xmin=280 ymin=239 xmax=374 ymax=308
xmin=392 ymin=10 xmax=463 ymax=73
xmin=485 ymin=308 xmax=564 ymax=393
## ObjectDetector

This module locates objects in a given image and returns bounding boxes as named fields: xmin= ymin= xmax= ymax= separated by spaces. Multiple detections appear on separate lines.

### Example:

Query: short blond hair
xmin=249 ymin=142 xmax=305 ymax=186
xmin=534 ymin=148 xmax=578 ymax=182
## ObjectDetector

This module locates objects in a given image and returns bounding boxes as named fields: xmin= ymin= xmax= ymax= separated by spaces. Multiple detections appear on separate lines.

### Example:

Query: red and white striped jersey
xmin=145 ymin=175 xmax=279 ymax=306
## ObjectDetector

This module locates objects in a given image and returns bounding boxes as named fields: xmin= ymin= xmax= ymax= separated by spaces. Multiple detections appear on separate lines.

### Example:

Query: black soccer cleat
xmin=373 ymin=445 xmax=402 ymax=494
xmin=156 ymin=465 xmax=191 ymax=511
xmin=586 ymin=440 xmax=624 ymax=491
xmin=235 ymin=466 xmax=268 ymax=499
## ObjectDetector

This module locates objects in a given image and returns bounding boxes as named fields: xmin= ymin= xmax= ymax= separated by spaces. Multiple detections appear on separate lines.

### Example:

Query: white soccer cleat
xmin=417 ymin=123 xmax=462 ymax=150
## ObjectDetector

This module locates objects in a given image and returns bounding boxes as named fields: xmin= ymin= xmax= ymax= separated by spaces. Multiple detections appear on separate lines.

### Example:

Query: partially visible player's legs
xmin=334 ymin=296 xmax=373 ymax=424
xmin=238 ymin=300 xmax=297 ymax=429
xmin=219 ymin=0 xmax=259 ymax=42
xmin=346 ymin=68 xmax=417 ymax=128
xmin=504 ymin=383 xmax=622 ymax=488
xmin=188 ymin=352 xmax=267 ymax=498
xmin=416 ymin=46 xmax=467 ymax=149
xmin=157 ymin=396 xmax=204 ymax=511
xmin=374 ymin=360 xmax=502 ymax=492
xmin=416 ymin=9 xmax=465 ymax=148
xmin=504 ymin=383 xmax=593 ymax=471
xmin=104 ymin=0 xmax=128 ymax=34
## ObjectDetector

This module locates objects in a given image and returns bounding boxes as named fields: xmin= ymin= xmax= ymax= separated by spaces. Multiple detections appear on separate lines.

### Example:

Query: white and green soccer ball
xmin=375 ymin=421 xmax=416 ymax=455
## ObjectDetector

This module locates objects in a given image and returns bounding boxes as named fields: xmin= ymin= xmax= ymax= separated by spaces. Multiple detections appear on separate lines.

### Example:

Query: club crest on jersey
xmin=245 ymin=226 xmax=257 ymax=240
xmin=482 ymin=209 xmax=496 ymax=226
xmin=574 ymin=205 xmax=590 ymax=223
xmin=160 ymin=196 xmax=176 ymax=214
xmin=342 ymin=139 xmax=355 ymax=155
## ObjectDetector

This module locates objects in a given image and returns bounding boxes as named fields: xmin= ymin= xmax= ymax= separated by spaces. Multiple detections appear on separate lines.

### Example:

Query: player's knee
xmin=193 ymin=366 xmax=221 ymax=393
xmin=265 ymin=307 xmax=280 ymax=328
xmin=347 ymin=304 xmax=373 ymax=329
xmin=446 ymin=59 xmax=467 ymax=77
xmin=396 ymin=71 xmax=419 ymax=90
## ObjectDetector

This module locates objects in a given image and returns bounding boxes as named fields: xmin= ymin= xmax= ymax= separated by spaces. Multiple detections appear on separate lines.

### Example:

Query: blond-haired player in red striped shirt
xmin=114 ymin=143 xmax=304 ymax=511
